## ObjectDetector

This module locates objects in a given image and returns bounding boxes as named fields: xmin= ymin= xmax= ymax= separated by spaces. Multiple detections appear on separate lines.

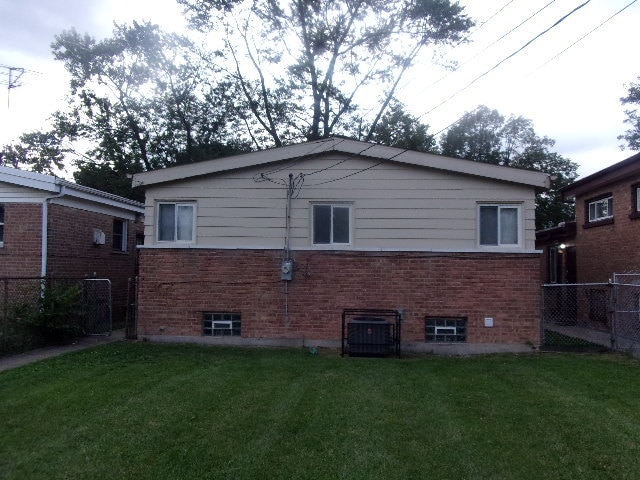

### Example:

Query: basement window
xmin=203 ymin=312 xmax=241 ymax=336
xmin=425 ymin=317 xmax=467 ymax=343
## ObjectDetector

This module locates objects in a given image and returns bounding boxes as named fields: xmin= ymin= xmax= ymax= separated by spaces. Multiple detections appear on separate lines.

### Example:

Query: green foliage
xmin=440 ymin=105 xmax=579 ymax=229
xmin=46 ymin=21 xmax=246 ymax=196
xmin=179 ymin=0 xmax=473 ymax=145
xmin=2 ymin=344 xmax=640 ymax=479
xmin=15 ymin=283 xmax=84 ymax=345
xmin=0 ymin=129 xmax=68 ymax=175
xmin=366 ymin=102 xmax=436 ymax=152
xmin=619 ymin=77 xmax=640 ymax=150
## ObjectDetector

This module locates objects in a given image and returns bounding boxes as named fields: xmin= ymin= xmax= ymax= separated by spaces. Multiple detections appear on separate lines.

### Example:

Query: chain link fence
xmin=0 ymin=277 xmax=112 ymax=355
xmin=542 ymin=277 xmax=640 ymax=355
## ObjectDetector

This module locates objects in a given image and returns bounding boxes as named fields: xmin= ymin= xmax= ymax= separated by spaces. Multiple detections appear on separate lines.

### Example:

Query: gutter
xmin=41 ymin=183 xmax=67 ymax=277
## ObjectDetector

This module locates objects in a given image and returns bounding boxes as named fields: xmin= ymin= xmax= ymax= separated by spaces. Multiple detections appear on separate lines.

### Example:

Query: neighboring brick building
xmin=132 ymin=138 xmax=550 ymax=353
xmin=560 ymin=152 xmax=640 ymax=283
xmin=535 ymin=221 xmax=577 ymax=284
xmin=0 ymin=166 xmax=145 ymax=323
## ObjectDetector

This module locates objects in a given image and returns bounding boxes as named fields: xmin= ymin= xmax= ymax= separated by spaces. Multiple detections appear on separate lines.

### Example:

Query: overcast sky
xmin=0 ymin=0 xmax=639 ymax=178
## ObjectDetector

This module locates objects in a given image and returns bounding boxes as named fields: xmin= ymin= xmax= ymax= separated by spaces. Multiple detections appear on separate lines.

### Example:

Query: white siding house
xmin=132 ymin=138 xmax=550 ymax=353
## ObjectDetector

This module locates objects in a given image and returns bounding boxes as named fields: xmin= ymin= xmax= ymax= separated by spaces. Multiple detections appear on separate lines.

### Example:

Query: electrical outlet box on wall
xmin=93 ymin=228 xmax=105 ymax=245
xmin=281 ymin=260 xmax=293 ymax=281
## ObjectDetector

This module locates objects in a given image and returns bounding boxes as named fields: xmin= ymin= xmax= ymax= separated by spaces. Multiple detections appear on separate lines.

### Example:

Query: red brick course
xmin=0 ymin=204 xmax=43 ymax=277
xmin=574 ymin=178 xmax=640 ymax=283
xmin=0 ymin=202 xmax=142 ymax=322
xmin=137 ymin=249 xmax=541 ymax=345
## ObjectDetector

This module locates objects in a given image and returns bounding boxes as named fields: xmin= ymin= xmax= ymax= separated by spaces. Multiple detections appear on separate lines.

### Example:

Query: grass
xmin=1 ymin=344 xmax=640 ymax=479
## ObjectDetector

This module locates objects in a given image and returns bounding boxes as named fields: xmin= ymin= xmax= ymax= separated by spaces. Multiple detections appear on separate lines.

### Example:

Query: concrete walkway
xmin=0 ymin=330 xmax=125 ymax=373
xmin=546 ymin=324 xmax=612 ymax=348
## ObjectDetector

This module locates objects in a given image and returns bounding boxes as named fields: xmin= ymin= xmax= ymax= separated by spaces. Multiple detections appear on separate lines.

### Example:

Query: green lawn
xmin=1 ymin=344 xmax=640 ymax=479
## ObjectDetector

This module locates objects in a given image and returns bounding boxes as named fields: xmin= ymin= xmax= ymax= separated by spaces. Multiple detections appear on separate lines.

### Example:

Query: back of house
xmin=132 ymin=137 xmax=550 ymax=353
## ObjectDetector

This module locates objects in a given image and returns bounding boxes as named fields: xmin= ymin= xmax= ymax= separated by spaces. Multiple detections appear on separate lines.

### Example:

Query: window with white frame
xmin=587 ymin=195 xmax=613 ymax=223
xmin=0 ymin=204 xmax=4 ymax=247
xmin=479 ymin=204 xmax=520 ymax=246
xmin=112 ymin=219 xmax=127 ymax=252
xmin=631 ymin=185 xmax=640 ymax=220
xmin=203 ymin=312 xmax=241 ymax=336
xmin=157 ymin=202 xmax=195 ymax=242
xmin=312 ymin=204 xmax=351 ymax=245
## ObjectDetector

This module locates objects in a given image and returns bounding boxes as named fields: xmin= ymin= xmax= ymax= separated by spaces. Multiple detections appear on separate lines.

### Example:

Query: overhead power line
xmin=533 ymin=0 xmax=638 ymax=71
xmin=418 ymin=0 xmax=593 ymax=122
xmin=431 ymin=0 xmax=637 ymax=138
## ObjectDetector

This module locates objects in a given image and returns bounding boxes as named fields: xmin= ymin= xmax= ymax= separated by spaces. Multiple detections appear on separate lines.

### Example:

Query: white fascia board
xmin=131 ymin=137 xmax=551 ymax=190
xmin=59 ymin=181 xmax=145 ymax=214
xmin=132 ymin=138 xmax=341 ymax=186
xmin=0 ymin=166 xmax=144 ymax=213
xmin=389 ymin=150 xmax=551 ymax=189
xmin=0 ymin=165 xmax=59 ymax=192
xmin=53 ymin=196 xmax=140 ymax=220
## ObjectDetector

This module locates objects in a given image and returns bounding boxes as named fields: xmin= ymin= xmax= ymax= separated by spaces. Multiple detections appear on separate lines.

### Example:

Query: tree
xmin=0 ymin=129 xmax=68 ymax=175
xmin=440 ymin=106 xmax=503 ymax=163
xmin=619 ymin=77 xmax=640 ymax=150
xmin=178 ymin=0 xmax=473 ymax=148
xmin=440 ymin=106 xmax=578 ymax=230
xmin=366 ymin=102 xmax=436 ymax=152
xmin=45 ymin=21 xmax=249 ymax=197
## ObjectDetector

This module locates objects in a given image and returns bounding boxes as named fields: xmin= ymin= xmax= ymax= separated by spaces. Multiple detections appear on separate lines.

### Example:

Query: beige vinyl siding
xmin=143 ymin=154 xmax=538 ymax=251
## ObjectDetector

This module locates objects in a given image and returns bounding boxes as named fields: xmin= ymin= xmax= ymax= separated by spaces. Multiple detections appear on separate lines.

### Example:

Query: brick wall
xmin=0 ymin=203 xmax=43 ymax=277
xmin=46 ymin=204 xmax=142 ymax=322
xmin=574 ymin=177 xmax=640 ymax=283
xmin=137 ymin=249 xmax=541 ymax=345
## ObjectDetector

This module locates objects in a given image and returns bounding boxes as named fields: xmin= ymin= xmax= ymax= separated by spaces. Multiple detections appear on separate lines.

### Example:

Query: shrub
xmin=20 ymin=283 xmax=84 ymax=345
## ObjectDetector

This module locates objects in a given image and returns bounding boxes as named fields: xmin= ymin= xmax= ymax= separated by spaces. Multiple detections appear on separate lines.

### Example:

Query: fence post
xmin=1 ymin=279 xmax=6 ymax=349
xmin=608 ymin=281 xmax=616 ymax=349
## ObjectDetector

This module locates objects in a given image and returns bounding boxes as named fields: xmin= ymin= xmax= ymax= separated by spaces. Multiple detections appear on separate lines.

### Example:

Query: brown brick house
xmin=0 ymin=166 xmax=145 ymax=323
xmin=560 ymin=152 xmax=640 ymax=283
xmin=132 ymin=138 xmax=550 ymax=353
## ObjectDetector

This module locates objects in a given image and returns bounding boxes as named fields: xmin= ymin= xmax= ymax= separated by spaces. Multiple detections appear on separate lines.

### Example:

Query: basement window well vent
xmin=425 ymin=317 xmax=467 ymax=343
xmin=203 ymin=313 xmax=241 ymax=336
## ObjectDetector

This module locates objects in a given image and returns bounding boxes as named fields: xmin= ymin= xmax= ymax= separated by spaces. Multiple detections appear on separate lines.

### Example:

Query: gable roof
xmin=131 ymin=137 xmax=551 ymax=190
xmin=562 ymin=151 xmax=640 ymax=199
xmin=0 ymin=165 xmax=145 ymax=213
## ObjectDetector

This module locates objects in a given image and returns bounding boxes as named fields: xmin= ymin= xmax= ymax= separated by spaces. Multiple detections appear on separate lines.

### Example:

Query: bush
xmin=19 ymin=283 xmax=84 ymax=345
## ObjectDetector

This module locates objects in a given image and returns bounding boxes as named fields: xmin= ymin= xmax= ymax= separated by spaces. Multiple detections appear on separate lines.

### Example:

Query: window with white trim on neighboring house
xmin=157 ymin=202 xmax=195 ymax=242
xmin=112 ymin=219 xmax=127 ymax=252
xmin=0 ymin=204 xmax=4 ymax=247
xmin=630 ymin=184 xmax=640 ymax=220
xmin=312 ymin=203 xmax=351 ymax=245
xmin=587 ymin=195 xmax=613 ymax=223
xmin=478 ymin=204 xmax=520 ymax=247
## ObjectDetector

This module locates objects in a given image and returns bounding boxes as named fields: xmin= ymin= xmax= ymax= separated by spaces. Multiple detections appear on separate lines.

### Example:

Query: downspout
xmin=41 ymin=184 xmax=66 ymax=277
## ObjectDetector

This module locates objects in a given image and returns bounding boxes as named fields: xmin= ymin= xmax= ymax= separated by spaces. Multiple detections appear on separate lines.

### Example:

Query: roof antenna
xmin=0 ymin=65 xmax=26 ymax=108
